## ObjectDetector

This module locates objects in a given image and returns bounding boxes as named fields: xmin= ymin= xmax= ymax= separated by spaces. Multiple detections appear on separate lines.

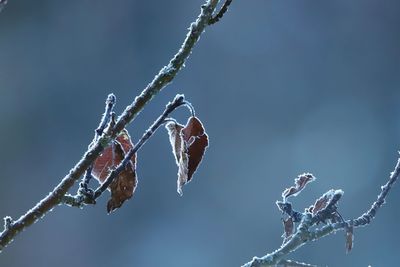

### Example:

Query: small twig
xmin=0 ymin=0 xmax=221 ymax=252
xmin=95 ymin=94 xmax=116 ymax=137
xmin=79 ymin=94 xmax=116 ymax=197
xmin=209 ymin=0 xmax=233 ymax=25
xmin=242 ymin=155 xmax=400 ymax=267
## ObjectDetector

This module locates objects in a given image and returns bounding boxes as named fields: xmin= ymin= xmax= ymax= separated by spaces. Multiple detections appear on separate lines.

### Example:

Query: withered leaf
xmin=310 ymin=189 xmax=343 ymax=216
xmin=92 ymin=129 xmax=137 ymax=213
xmin=345 ymin=223 xmax=354 ymax=253
xmin=282 ymin=173 xmax=315 ymax=201
xmin=165 ymin=122 xmax=184 ymax=165
xmin=311 ymin=191 xmax=332 ymax=215
xmin=166 ymin=116 xmax=209 ymax=195
xmin=282 ymin=217 xmax=294 ymax=244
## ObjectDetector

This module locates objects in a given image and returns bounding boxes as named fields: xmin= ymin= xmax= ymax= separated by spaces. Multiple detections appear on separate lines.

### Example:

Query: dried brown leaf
xmin=166 ymin=116 xmax=209 ymax=195
xmin=310 ymin=189 xmax=343 ymax=216
xmin=345 ymin=223 xmax=354 ymax=253
xmin=311 ymin=191 xmax=332 ymax=215
xmin=282 ymin=173 xmax=315 ymax=201
xmin=181 ymin=117 xmax=209 ymax=182
xmin=92 ymin=130 xmax=137 ymax=213
xmin=282 ymin=217 xmax=294 ymax=244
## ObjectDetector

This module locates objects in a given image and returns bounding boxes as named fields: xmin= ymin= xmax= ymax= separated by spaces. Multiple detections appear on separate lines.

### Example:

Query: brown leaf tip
xmin=345 ymin=223 xmax=354 ymax=253
xmin=282 ymin=173 xmax=316 ymax=201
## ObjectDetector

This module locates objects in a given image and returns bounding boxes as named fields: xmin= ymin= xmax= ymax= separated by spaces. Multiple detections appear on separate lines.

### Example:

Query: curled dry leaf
xmin=282 ymin=173 xmax=315 ymax=201
xmin=166 ymin=116 xmax=209 ymax=195
xmin=92 ymin=129 xmax=138 ymax=213
xmin=345 ymin=223 xmax=354 ymax=253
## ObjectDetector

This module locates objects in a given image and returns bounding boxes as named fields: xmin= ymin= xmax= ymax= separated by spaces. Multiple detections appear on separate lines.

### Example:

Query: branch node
xmin=169 ymin=94 xmax=185 ymax=107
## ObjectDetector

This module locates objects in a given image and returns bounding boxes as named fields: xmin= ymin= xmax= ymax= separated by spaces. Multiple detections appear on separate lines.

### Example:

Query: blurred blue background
xmin=0 ymin=0 xmax=399 ymax=266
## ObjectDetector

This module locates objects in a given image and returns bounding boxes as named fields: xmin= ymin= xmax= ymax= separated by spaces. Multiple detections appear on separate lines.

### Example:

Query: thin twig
xmin=242 ymin=155 xmax=400 ymax=267
xmin=0 ymin=0 xmax=221 ymax=252
xmin=209 ymin=0 xmax=233 ymax=25
xmin=95 ymin=94 xmax=116 ymax=137
xmin=353 ymin=156 xmax=400 ymax=226
xmin=80 ymin=94 xmax=116 ymax=197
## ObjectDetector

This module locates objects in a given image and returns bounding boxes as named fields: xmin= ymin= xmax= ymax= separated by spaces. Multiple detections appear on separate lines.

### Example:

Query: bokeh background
xmin=0 ymin=0 xmax=400 ymax=266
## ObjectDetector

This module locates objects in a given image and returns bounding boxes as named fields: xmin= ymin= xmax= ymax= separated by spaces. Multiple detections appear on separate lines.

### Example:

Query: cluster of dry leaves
xmin=277 ymin=173 xmax=353 ymax=253
xmin=91 ymin=116 xmax=208 ymax=213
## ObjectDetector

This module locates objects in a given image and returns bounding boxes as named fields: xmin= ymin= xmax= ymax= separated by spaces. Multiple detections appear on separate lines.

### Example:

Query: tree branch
xmin=111 ymin=0 xmax=219 ymax=137
xmin=242 ymin=155 xmax=400 ymax=267
xmin=0 ymin=0 xmax=222 ymax=252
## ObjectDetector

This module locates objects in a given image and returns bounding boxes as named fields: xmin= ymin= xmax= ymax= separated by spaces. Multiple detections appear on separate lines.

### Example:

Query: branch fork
xmin=0 ymin=0 xmax=227 ymax=251
xmin=63 ymin=94 xmax=193 ymax=208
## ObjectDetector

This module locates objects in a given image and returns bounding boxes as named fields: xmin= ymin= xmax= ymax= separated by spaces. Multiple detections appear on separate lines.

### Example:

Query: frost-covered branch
xmin=242 ymin=156 xmax=400 ymax=267
xmin=0 ymin=0 xmax=224 ymax=251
